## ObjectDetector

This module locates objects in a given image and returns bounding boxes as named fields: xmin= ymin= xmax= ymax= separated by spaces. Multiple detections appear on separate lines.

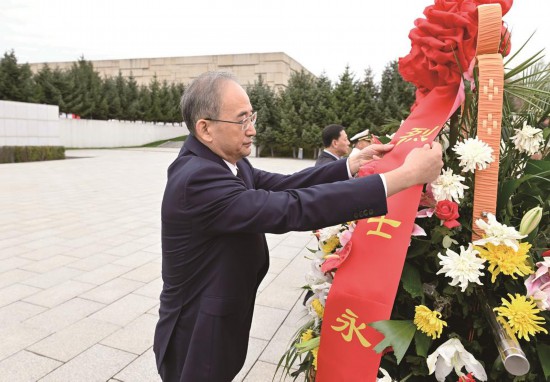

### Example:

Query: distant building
xmin=28 ymin=52 xmax=313 ymax=90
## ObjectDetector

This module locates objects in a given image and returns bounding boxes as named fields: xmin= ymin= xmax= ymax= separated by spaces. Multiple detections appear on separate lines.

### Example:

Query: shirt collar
xmin=323 ymin=150 xmax=340 ymax=160
xmin=223 ymin=160 xmax=239 ymax=176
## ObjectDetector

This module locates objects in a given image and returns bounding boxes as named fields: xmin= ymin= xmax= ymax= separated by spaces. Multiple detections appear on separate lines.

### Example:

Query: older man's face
xmin=207 ymin=80 xmax=256 ymax=164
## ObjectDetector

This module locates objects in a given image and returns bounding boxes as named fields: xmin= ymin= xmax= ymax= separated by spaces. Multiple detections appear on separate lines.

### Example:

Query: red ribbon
xmin=316 ymin=84 xmax=461 ymax=381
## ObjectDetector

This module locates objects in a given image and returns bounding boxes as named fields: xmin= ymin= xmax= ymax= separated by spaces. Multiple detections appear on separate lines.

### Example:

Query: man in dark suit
xmin=315 ymin=124 xmax=350 ymax=166
xmin=153 ymin=71 xmax=443 ymax=381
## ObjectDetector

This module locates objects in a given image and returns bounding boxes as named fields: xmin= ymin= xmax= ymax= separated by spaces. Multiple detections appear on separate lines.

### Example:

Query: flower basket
xmin=278 ymin=1 xmax=550 ymax=381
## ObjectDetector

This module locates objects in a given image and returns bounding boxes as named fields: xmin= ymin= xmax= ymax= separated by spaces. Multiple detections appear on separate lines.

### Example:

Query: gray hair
xmin=180 ymin=71 xmax=237 ymax=135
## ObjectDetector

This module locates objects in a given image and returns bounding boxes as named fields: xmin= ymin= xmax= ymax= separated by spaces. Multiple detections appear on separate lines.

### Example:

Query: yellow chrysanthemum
xmin=320 ymin=235 xmax=340 ymax=253
xmin=494 ymin=294 xmax=548 ymax=341
xmin=300 ymin=329 xmax=314 ymax=343
xmin=311 ymin=347 xmax=319 ymax=370
xmin=475 ymin=242 xmax=533 ymax=283
xmin=311 ymin=298 xmax=324 ymax=318
xmin=414 ymin=305 xmax=447 ymax=339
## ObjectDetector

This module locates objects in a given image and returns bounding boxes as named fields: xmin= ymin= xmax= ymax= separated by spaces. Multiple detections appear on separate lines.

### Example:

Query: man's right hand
xmin=384 ymin=142 xmax=444 ymax=197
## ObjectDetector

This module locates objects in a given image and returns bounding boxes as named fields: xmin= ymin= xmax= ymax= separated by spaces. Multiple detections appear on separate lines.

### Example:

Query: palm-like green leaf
xmin=369 ymin=320 xmax=416 ymax=364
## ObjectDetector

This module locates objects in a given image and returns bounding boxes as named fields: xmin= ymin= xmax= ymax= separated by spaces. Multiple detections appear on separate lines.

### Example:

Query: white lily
xmin=427 ymin=338 xmax=487 ymax=381
xmin=473 ymin=213 xmax=526 ymax=251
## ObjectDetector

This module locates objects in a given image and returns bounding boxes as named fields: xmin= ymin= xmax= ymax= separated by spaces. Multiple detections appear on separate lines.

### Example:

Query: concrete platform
xmin=0 ymin=148 xmax=317 ymax=381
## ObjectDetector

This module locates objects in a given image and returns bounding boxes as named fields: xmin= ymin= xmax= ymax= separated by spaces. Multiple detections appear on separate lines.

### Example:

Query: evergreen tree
xmin=63 ymin=57 xmax=103 ymax=119
xmin=125 ymin=73 xmax=140 ymax=121
xmin=138 ymin=84 xmax=152 ymax=121
xmin=356 ymin=68 xmax=383 ymax=135
xmin=278 ymin=70 xmax=317 ymax=157
xmin=147 ymin=75 xmax=162 ymax=122
xmin=309 ymin=74 xmax=336 ymax=157
xmin=378 ymin=60 xmax=416 ymax=134
xmin=332 ymin=66 xmax=365 ymax=138
xmin=170 ymin=83 xmax=185 ymax=123
xmin=114 ymin=71 xmax=128 ymax=120
xmin=0 ymin=50 xmax=35 ymax=102
xmin=34 ymin=64 xmax=64 ymax=107
xmin=159 ymin=80 xmax=174 ymax=123
xmin=102 ymin=77 xmax=122 ymax=119
xmin=246 ymin=75 xmax=280 ymax=156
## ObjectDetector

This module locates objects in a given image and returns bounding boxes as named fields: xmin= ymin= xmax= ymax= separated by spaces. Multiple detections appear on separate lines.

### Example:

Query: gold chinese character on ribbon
xmin=331 ymin=308 xmax=371 ymax=348
xmin=395 ymin=125 xmax=439 ymax=146
xmin=366 ymin=216 xmax=402 ymax=239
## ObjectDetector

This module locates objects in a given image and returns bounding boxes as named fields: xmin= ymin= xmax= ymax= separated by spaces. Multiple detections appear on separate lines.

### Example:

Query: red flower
xmin=458 ymin=372 xmax=476 ymax=382
xmin=435 ymin=200 xmax=461 ymax=229
xmin=542 ymin=249 xmax=550 ymax=258
xmin=321 ymin=241 xmax=353 ymax=273
xmin=398 ymin=0 xmax=513 ymax=107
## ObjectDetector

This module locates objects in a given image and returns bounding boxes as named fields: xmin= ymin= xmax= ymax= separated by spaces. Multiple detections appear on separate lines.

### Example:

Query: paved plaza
xmin=0 ymin=148 xmax=317 ymax=382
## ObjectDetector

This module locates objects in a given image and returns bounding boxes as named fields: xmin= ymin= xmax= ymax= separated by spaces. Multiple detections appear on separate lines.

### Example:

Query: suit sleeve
xmin=170 ymin=159 xmax=387 ymax=235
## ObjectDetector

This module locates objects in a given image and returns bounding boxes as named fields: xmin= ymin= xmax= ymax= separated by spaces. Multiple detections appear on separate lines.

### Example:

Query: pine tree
xmin=34 ymin=64 xmax=64 ymax=107
xmin=246 ymin=75 xmax=280 ymax=156
xmin=332 ymin=66 xmax=365 ymax=138
xmin=102 ymin=77 xmax=122 ymax=120
xmin=114 ymin=71 xmax=128 ymax=120
xmin=378 ymin=60 xmax=416 ymax=134
xmin=0 ymin=50 xmax=34 ymax=102
xmin=63 ymin=57 xmax=103 ymax=119
xmin=125 ymin=73 xmax=140 ymax=121
xmin=148 ymin=75 xmax=162 ymax=122
xmin=159 ymin=80 xmax=174 ymax=123
xmin=170 ymin=83 xmax=185 ymax=123
xmin=356 ymin=68 xmax=382 ymax=135
xmin=278 ymin=70 xmax=317 ymax=157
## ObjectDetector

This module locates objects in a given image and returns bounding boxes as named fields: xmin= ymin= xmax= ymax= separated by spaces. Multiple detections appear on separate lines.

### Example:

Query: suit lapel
xmin=182 ymin=135 xmax=251 ymax=188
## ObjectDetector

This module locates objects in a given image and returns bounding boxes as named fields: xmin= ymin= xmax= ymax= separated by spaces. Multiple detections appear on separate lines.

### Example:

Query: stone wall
xmin=28 ymin=52 xmax=312 ymax=90
xmin=0 ymin=100 xmax=60 ymax=146
xmin=0 ymin=100 xmax=187 ymax=148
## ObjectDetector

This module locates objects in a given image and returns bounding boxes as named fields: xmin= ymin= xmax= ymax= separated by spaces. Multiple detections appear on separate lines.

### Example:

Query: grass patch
xmin=141 ymin=135 xmax=187 ymax=147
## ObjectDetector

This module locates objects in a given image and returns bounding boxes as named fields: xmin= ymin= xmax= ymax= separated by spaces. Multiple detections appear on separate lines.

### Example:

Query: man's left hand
xmin=348 ymin=144 xmax=394 ymax=175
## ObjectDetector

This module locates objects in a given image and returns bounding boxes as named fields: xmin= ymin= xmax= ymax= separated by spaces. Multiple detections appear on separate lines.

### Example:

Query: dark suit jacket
xmin=154 ymin=135 xmax=387 ymax=381
xmin=315 ymin=150 xmax=339 ymax=166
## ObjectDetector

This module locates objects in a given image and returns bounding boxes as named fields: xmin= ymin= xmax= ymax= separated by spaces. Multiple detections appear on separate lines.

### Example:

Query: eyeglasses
xmin=204 ymin=111 xmax=257 ymax=131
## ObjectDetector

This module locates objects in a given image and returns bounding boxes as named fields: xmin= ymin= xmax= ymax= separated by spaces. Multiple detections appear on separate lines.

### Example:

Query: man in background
xmin=315 ymin=124 xmax=350 ymax=166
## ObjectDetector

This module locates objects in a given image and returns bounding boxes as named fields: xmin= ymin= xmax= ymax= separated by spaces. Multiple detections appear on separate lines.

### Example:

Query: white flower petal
xmin=430 ymin=168 xmax=469 ymax=202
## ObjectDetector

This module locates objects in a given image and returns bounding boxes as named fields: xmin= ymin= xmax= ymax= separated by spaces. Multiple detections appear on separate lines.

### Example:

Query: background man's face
xmin=333 ymin=130 xmax=350 ymax=157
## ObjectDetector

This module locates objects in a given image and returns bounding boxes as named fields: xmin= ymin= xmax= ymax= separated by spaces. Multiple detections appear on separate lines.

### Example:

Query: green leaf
xmin=401 ymin=263 xmax=423 ymax=300
xmin=414 ymin=330 xmax=432 ymax=358
xmin=525 ymin=158 xmax=550 ymax=175
xmin=537 ymin=342 xmax=550 ymax=379
xmin=369 ymin=320 xmax=416 ymax=364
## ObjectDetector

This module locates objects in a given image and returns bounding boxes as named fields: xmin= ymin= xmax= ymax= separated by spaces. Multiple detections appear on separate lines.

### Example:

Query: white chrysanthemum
xmin=473 ymin=213 xmax=526 ymax=251
xmin=430 ymin=168 xmax=469 ymax=202
xmin=437 ymin=244 xmax=486 ymax=292
xmin=512 ymin=121 xmax=544 ymax=156
xmin=452 ymin=137 xmax=494 ymax=173
xmin=427 ymin=338 xmax=487 ymax=381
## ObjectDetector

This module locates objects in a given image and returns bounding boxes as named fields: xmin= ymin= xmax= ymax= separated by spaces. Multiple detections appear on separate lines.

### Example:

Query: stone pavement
xmin=0 ymin=148 xmax=317 ymax=382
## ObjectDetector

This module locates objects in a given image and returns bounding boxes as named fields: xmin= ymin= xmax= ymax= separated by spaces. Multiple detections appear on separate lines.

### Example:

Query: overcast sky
xmin=1 ymin=0 xmax=548 ymax=83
